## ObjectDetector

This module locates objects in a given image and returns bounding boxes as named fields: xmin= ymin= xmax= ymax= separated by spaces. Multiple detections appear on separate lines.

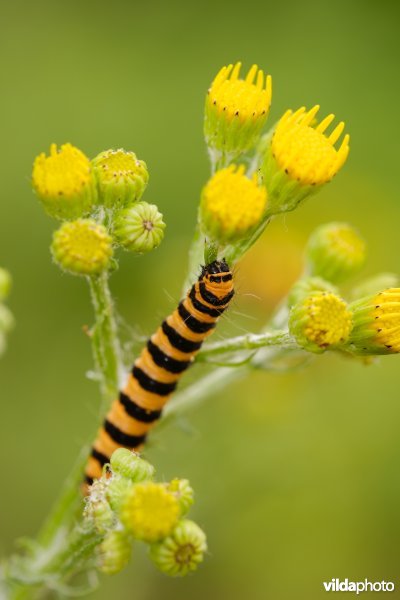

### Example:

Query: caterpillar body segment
xmin=84 ymin=260 xmax=234 ymax=489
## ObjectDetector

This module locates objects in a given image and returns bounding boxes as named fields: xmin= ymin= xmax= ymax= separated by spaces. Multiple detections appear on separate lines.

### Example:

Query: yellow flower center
xmin=303 ymin=292 xmax=352 ymax=348
xmin=208 ymin=62 xmax=272 ymax=122
xmin=32 ymin=143 xmax=91 ymax=198
xmin=372 ymin=288 xmax=400 ymax=352
xmin=120 ymin=482 xmax=180 ymax=542
xmin=94 ymin=149 xmax=146 ymax=182
xmin=272 ymin=106 xmax=350 ymax=185
xmin=201 ymin=165 xmax=267 ymax=242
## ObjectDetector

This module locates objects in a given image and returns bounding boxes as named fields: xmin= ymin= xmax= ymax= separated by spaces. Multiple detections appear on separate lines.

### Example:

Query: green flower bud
xmin=348 ymin=288 xmax=400 ymax=355
xmin=289 ymin=291 xmax=353 ymax=354
xmin=106 ymin=475 xmax=132 ymax=513
xmin=149 ymin=520 xmax=207 ymax=577
xmin=32 ymin=143 xmax=98 ymax=220
xmin=92 ymin=149 xmax=149 ymax=208
xmin=0 ymin=268 xmax=12 ymax=301
xmin=110 ymin=449 xmax=155 ymax=483
xmin=0 ymin=304 xmax=15 ymax=334
xmin=306 ymin=222 xmax=366 ymax=283
xmin=98 ymin=530 xmax=132 ymax=575
xmin=113 ymin=202 xmax=165 ymax=254
xmin=351 ymin=273 xmax=399 ymax=300
xmin=51 ymin=219 xmax=113 ymax=276
xmin=288 ymin=276 xmax=337 ymax=308
xmin=167 ymin=479 xmax=194 ymax=516
xmin=84 ymin=479 xmax=115 ymax=533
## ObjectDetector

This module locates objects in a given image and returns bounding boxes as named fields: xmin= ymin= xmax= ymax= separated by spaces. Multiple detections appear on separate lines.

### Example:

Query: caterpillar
xmin=84 ymin=259 xmax=234 ymax=490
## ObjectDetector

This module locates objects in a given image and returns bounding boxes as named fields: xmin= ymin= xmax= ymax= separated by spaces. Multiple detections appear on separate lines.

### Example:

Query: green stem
xmin=181 ymin=224 xmax=205 ymax=296
xmin=196 ymin=330 xmax=296 ymax=360
xmin=88 ymin=272 xmax=121 ymax=403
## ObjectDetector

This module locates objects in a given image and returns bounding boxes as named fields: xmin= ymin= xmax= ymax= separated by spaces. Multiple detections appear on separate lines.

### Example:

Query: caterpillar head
xmin=199 ymin=260 xmax=233 ymax=299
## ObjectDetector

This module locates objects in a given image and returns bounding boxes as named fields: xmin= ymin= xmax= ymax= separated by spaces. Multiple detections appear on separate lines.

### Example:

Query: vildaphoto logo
xmin=323 ymin=579 xmax=395 ymax=594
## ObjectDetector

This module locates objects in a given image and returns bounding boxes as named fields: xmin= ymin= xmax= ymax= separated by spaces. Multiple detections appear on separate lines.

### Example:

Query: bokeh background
xmin=1 ymin=0 xmax=399 ymax=598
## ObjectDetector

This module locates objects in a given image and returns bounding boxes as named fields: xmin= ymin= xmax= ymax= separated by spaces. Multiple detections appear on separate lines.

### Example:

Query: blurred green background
xmin=1 ymin=0 xmax=400 ymax=597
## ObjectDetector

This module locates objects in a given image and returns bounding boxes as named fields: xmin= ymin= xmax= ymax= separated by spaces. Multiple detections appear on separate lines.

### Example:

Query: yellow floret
xmin=371 ymin=289 xmax=400 ymax=352
xmin=205 ymin=62 xmax=272 ymax=155
xmin=303 ymin=292 xmax=352 ymax=347
xmin=32 ymin=143 xmax=96 ymax=219
xmin=200 ymin=165 xmax=267 ymax=243
xmin=272 ymin=106 xmax=350 ymax=186
xmin=120 ymin=482 xmax=180 ymax=542
xmin=208 ymin=62 xmax=272 ymax=122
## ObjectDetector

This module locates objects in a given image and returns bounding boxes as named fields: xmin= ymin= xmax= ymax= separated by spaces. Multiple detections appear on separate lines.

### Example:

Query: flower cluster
xmin=200 ymin=64 xmax=350 ymax=262
xmin=0 ymin=267 xmax=14 ymax=358
xmin=84 ymin=448 xmax=206 ymax=578
xmin=32 ymin=145 xmax=166 ymax=276
xmin=287 ymin=222 xmax=400 ymax=357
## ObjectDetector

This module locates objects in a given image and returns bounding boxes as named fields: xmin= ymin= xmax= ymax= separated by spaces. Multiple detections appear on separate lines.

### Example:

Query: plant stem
xmin=181 ymin=224 xmax=205 ymax=296
xmin=196 ymin=330 xmax=296 ymax=360
xmin=88 ymin=272 xmax=121 ymax=403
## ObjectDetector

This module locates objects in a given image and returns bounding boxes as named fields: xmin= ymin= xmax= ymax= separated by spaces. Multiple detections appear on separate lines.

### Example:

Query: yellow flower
xmin=349 ymin=288 xmax=400 ymax=355
xmin=119 ymin=482 xmax=180 ymax=542
xmin=92 ymin=149 xmax=149 ymax=208
xmin=306 ymin=222 xmax=366 ymax=283
xmin=32 ymin=143 xmax=97 ymax=220
xmin=200 ymin=165 xmax=267 ymax=244
xmin=204 ymin=62 xmax=272 ymax=156
xmin=272 ymin=106 xmax=349 ymax=186
xmin=289 ymin=291 xmax=352 ymax=353
xmin=51 ymin=219 xmax=113 ymax=276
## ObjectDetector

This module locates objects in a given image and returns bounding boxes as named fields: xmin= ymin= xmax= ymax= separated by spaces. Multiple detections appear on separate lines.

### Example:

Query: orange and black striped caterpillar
xmin=84 ymin=260 xmax=234 ymax=489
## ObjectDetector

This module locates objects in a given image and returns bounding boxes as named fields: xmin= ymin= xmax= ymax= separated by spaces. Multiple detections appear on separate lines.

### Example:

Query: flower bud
xmin=204 ymin=62 xmax=272 ymax=159
xmin=288 ymin=276 xmax=338 ymax=308
xmin=0 ymin=304 xmax=15 ymax=334
xmin=348 ymin=288 xmax=400 ymax=355
xmin=119 ymin=482 xmax=180 ymax=542
xmin=32 ymin=143 xmax=97 ymax=220
xmin=84 ymin=479 xmax=115 ymax=533
xmin=92 ymin=149 xmax=149 ymax=208
xmin=113 ymin=201 xmax=165 ymax=254
xmin=0 ymin=268 xmax=12 ymax=301
xmin=200 ymin=165 xmax=267 ymax=244
xmin=289 ymin=291 xmax=352 ymax=354
xmin=351 ymin=273 xmax=399 ymax=300
xmin=260 ymin=106 xmax=349 ymax=214
xmin=306 ymin=222 xmax=366 ymax=283
xmin=167 ymin=479 xmax=194 ymax=516
xmin=98 ymin=530 xmax=132 ymax=575
xmin=110 ymin=449 xmax=155 ymax=483
xmin=106 ymin=475 xmax=132 ymax=512
xmin=149 ymin=520 xmax=207 ymax=577
xmin=51 ymin=219 xmax=113 ymax=276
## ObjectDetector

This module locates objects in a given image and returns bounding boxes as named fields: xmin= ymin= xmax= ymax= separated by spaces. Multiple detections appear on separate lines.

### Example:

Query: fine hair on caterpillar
xmin=84 ymin=259 xmax=234 ymax=491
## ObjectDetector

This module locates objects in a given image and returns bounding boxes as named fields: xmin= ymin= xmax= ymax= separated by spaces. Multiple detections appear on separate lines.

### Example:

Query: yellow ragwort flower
xmin=204 ymin=62 xmax=272 ymax=156
xmin=306 ymin=222 xmax=366 ymax=284
xmin=289 ymin=291 xmax=352 ymax=353
xmin=51 ymin=219 xmax=113 ymax=276
xmin=349 ymin=288 xmax=400 ymax=355
xmin=272 ymin=106 xmax=349 ymax=186
xmin=119 ymin=482 xmax=180 ymax=542
xmin=200 ymin=165 xmax=267 ymax=244
xmin=32 ymin=143 xmax=97 ymax=220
